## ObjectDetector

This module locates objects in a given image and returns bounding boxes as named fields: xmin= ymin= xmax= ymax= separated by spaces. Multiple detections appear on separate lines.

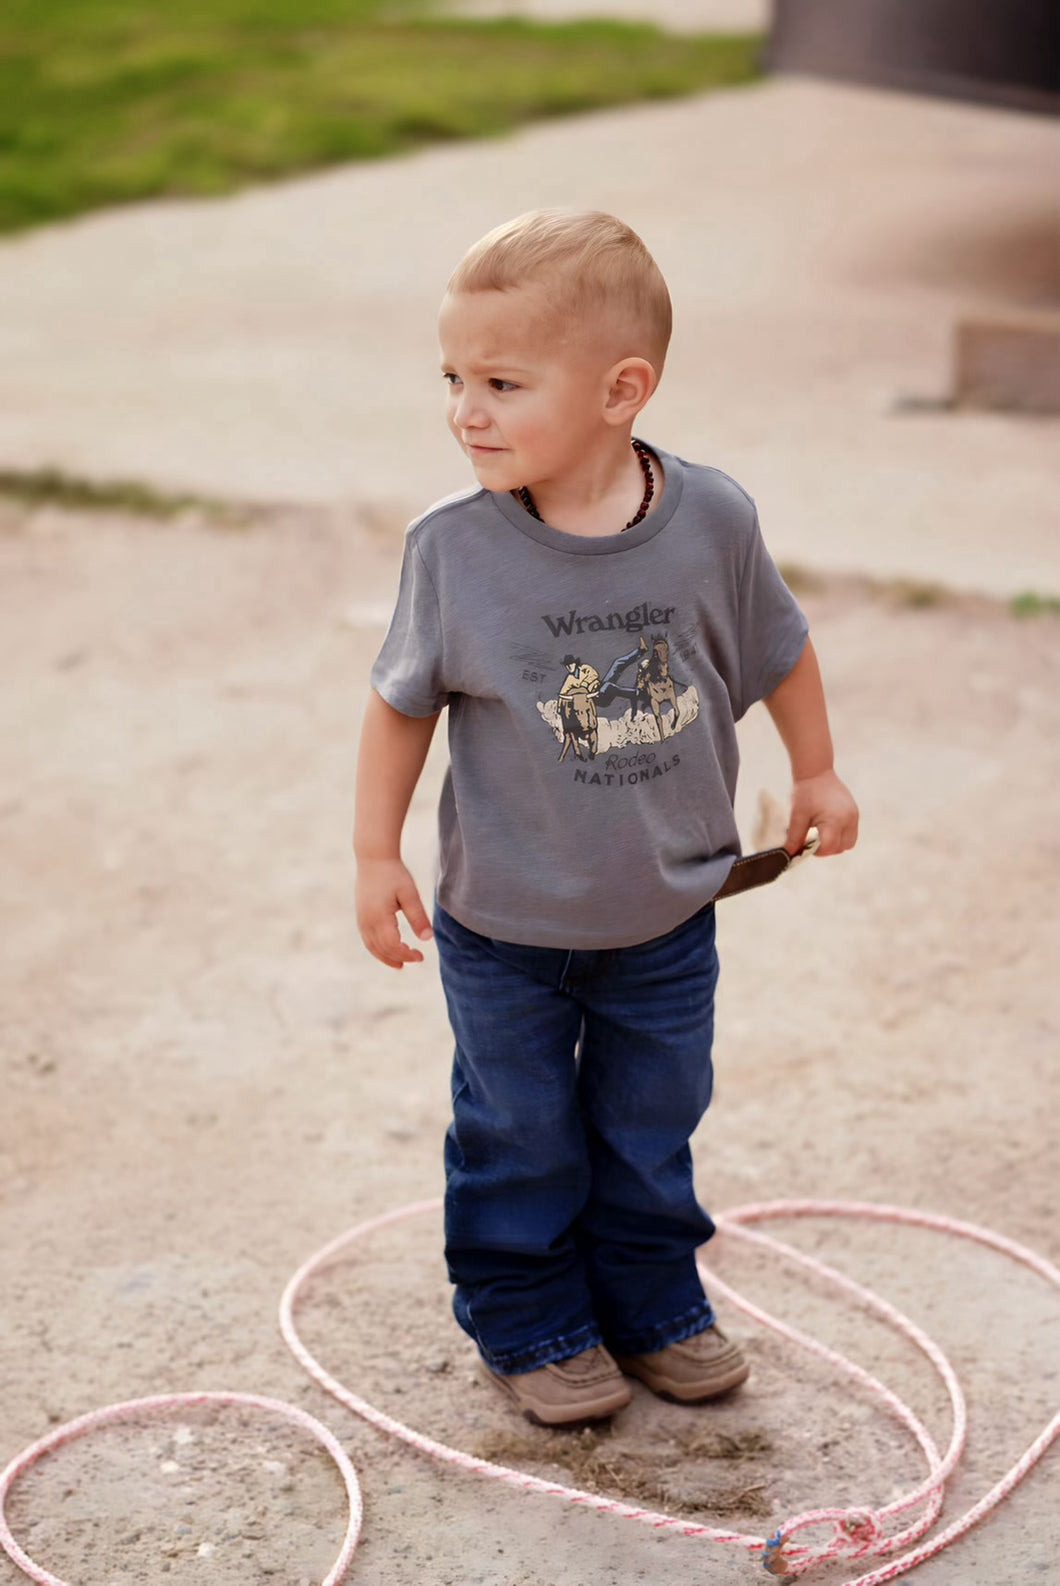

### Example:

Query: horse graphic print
xmin=537 ymin=632 xmax=701 ymax=763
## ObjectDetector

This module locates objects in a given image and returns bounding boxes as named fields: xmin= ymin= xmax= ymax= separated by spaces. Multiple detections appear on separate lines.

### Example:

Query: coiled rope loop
xmin=0 ymin=1393 xmax=362 ymax=1586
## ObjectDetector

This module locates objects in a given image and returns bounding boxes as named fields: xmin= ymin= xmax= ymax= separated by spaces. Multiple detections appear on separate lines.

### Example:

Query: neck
xmin=516 ymin=436 xmax=655 ymax=538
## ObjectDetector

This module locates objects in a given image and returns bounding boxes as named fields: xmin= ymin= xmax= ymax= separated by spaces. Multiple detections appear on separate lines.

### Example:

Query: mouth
xmin=465 ymin=442 xmax=504 ymax=457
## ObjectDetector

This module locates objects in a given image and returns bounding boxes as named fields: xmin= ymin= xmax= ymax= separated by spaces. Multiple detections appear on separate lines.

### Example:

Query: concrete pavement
xmin=448 ymin=0 xmax=768 ymax=27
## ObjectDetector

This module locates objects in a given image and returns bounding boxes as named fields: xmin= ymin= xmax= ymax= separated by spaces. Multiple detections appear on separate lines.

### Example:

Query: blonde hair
xmin=447 ymin=208 xmax=672 ymax=372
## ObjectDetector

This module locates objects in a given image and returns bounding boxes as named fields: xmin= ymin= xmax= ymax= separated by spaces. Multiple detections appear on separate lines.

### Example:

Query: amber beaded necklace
xmin=513 ymin=438 xmax=655 ymax=532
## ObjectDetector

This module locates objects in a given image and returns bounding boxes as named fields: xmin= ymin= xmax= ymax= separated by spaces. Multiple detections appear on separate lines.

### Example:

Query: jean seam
xmin=604 ymin=1298 xmax=716 ymax=1357
xmin=479 ymin=1319 xmax=604 ymax=1375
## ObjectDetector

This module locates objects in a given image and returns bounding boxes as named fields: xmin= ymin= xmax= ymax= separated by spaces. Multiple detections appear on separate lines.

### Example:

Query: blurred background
xmin=0 ymin=0 xmax=1057 ymax=589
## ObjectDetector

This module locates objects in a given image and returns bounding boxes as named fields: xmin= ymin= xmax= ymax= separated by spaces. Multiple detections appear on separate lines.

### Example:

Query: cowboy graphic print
xmin=538 ymin=629 xmax=701 ymax=763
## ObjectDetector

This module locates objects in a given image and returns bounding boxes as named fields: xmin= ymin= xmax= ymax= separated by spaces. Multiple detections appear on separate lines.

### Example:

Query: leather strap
xmin=713 ymin=846 xmax=793 ymax=901
xmin=713 ymin=829 xmax=820 ymax=902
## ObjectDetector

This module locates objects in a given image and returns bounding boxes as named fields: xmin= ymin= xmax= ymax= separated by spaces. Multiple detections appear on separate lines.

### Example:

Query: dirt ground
xmin=2 ymin=487 xmax=1058 ymax=1586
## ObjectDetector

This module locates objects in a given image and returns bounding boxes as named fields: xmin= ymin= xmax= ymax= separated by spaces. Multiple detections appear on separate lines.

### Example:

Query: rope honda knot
xmin=836 ymin=1507 xmax=884 ymax=1556
xmin=760 ymin=1505 xmax=886 ymax=1575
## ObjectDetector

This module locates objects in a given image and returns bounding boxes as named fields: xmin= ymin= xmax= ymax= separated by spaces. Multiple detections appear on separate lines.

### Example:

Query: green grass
xmin=1009 ymin=590 xmax=1060 ymax=619
xmin=0 ymin=1 xmax=761 ymax=233
xmin=0 ymin=465 xmax=227 ymax=518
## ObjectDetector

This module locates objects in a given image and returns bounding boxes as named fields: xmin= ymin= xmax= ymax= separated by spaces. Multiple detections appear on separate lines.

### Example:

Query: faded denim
xmin=433 ymin=901 xmax=720 ymax=1374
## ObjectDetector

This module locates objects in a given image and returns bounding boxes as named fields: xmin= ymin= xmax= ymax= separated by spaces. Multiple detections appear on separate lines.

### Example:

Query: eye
xmin=442 ymin=371 xmax=461 ymax=387
xmin=489 ymin=378 xmax=517 ymax=392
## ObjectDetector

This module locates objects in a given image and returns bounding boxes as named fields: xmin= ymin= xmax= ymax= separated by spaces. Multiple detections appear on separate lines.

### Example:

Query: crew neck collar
xmin=489 ymin=442 xmax=683 ymax=555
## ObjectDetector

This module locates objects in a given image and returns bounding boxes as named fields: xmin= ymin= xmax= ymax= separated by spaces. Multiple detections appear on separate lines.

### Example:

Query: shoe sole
xmin=478 ymin=1360 xmax=632 ymax=1427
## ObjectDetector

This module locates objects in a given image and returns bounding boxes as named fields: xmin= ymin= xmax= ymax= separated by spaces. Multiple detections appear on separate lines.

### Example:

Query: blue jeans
xmin=433 ymin=901 xmax=720 ymax=1374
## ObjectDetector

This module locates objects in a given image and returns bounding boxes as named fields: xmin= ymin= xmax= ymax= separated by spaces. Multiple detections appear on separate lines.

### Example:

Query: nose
xmin=451 ymin=385 xmax=486 ymax=431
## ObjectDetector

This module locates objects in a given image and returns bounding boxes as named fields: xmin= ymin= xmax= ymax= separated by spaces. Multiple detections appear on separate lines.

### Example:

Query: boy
xmin=355 ymin=210 xmax=858 ymax=1427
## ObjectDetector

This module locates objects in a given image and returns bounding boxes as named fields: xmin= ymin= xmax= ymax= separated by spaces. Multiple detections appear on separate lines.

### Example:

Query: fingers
xmin=785 ymin=774 xmax=859 ymax=858
xmin=784 ymin=809 xmax=812 ymax=856
xmin=811 ymin=808 xmax=859 ymax=857
xmin=365 ymin=914 xmax=425 ymax=971
xmin=358 ymin=872 xmax=433 ymax=970
xmin=396 ymin=877 xmax=434 ymax=945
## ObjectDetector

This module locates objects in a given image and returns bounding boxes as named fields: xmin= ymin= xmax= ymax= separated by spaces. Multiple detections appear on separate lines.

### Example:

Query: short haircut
xmin=447 ymin=208 xmax=672 ymax=372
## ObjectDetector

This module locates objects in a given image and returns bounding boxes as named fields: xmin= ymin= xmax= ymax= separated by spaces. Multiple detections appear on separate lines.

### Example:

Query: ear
xmin=602 ymin=357 xmax=658 ymax=425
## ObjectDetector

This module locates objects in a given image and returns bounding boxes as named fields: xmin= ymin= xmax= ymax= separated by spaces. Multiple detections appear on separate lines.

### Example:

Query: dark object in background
xmin=767 ymin=0 xmax=1060 ymax=116
xmin=954 ymin=317 xmax=1060 ymax=414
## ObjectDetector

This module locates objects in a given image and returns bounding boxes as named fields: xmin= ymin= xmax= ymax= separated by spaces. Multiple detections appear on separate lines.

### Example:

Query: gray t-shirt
xmin=371 ymin=445 xmax=808 ymax=949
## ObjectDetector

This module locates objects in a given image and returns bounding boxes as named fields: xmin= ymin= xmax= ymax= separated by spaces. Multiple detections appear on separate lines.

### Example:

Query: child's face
xmin=438 ymin=286 xmax=614 ymax=494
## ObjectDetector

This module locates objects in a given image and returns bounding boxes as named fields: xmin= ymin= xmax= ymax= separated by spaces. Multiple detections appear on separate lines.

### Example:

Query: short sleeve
xmin=370 ymin=536 xmax=449 ymax=717
xmin=734 ymin=511 xmax=809 ymax=718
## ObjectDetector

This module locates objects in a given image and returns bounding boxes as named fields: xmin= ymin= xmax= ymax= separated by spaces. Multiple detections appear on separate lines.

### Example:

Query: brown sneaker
xmin=480 ymin=1344 xmax=632 ymax=1426
xmin=615 ymin=1325 xmax=749 ymax=1402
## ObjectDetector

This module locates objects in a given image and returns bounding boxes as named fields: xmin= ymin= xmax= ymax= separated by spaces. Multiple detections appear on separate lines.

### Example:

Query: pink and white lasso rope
xmin=0 ymin=1393 xmax=362 ymax=1586
xmin=2 ymin=1199 xmax=1057 ymax=1586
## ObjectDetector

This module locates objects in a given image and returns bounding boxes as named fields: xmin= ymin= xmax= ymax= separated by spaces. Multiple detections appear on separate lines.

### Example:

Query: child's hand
xmin=785 ymin=770 xmax=859 ymax=857
xmin=356 ymin=857 xmax=433 ymax=969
